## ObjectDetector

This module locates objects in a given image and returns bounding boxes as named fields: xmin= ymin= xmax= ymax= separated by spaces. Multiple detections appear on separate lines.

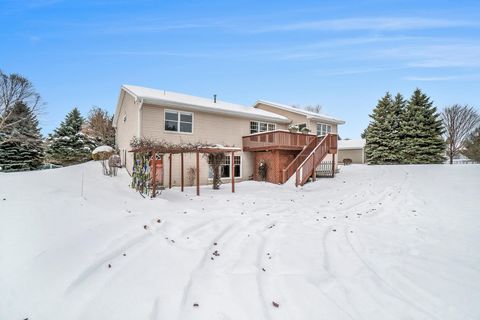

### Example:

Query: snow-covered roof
xmin=338 ymin=139 xmax=366 ymax=150
xmin=254 ymin=100 xmax=345 ymax=125
xmin=92 ymin=146 xmax=114 ymax=155
xmin=117 ymin=85 xmax=289 ymax=124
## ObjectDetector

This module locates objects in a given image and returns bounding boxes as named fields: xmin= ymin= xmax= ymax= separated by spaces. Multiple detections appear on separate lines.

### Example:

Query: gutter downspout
xmin=138 ymin=98 xmax=144 ymax=138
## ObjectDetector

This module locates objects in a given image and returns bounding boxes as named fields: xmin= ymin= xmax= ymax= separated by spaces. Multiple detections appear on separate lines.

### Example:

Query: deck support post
xmin=180 ymin=152 xmax=184 ymax=192
xmin=231 ymin=151 xmax=235 ymax=193
xmin=169 ymin=153 xmax=172 ymax=189
xmin=332 ymin=153 xmax=335 ymax=178
xmin=196 ymin=151 xmax=200 ymax=196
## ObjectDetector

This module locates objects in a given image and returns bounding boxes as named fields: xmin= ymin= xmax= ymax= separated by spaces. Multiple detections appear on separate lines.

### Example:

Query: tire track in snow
xmin=176 ymin=220 xmax=239 ymax=319
xmin=65 ymin=221 xmax=166 ymax=294
xmin=344 ymin=228 xmax=441 ymax=319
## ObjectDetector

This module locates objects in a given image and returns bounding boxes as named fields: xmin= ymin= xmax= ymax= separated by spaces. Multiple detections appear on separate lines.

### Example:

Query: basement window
xmin=208 ymin=155 xmax=242 ymax=179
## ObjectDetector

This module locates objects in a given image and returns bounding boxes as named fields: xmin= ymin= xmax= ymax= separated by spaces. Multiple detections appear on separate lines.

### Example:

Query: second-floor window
xmin=165 ymin=110 xmax=193 ymax=133
xmin=250 ymin=121 xmax=276 ymax=134
xmin=316 ymin=123 xmax=332 ymax=136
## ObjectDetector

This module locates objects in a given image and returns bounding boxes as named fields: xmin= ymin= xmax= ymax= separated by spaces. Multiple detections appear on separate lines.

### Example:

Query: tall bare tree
xmin=291 ymin=104 xmax=322 ymax=114
xmin=441 ymin=104 xmax=480 ymax=164
xmin=82 ymin=106 xmax=115 ymax=147
xmin=0 ymin=70 xmax=41 ymax=132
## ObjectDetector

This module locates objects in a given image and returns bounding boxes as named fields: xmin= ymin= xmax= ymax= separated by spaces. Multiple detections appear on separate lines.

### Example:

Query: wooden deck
xmin=242 ymin=130 xmax=317 ymax=151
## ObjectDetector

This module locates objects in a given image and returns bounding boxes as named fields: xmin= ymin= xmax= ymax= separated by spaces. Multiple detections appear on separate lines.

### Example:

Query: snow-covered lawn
xmin=1 ymin=163 xmax=479 ymax=320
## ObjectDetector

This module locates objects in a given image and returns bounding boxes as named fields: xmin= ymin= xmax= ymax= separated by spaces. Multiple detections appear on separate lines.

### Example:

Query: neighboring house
xmin=338 ymin=139 xmax=366 ymax=164
xmin=113 ymin=85 xmax=345 ymax=186
xmin=447 ymin=153 xmax=478 ymax=164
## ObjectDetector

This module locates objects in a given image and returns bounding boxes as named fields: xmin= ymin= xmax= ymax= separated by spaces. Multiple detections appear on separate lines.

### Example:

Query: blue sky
xmin=1 ymin=0 xmax=479 ymax=138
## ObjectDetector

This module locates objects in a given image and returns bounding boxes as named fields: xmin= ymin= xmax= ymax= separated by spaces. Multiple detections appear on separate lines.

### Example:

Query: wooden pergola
xmin=130 ymin=145 xmax=241 ymax=196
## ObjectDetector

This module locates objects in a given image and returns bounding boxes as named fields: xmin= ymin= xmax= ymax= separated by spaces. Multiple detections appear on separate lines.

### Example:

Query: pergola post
xmin=180 ymin=152 xmax=184 ymax=192
xmin=169 ymin=153 xmax=172 ymax=189
xmin=151 ymin=152 xmax=157 ymax=197
xmin=196 ymin=151 xmax=200 ymax=196
xmin=231 ymin=151 xmax=235 ymax=193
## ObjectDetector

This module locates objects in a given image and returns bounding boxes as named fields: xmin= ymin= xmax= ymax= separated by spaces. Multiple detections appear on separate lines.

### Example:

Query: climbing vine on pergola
xmin=129 ymin=137 xmax=241 ymax=197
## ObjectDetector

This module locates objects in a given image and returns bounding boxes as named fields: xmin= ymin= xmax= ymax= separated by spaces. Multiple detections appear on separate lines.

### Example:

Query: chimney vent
xmin=213 ymin=94 xmax=217 ymax=103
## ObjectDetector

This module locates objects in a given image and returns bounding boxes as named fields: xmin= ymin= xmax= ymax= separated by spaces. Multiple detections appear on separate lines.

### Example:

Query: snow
xmin=121 ymin=85 xmax=289 ymax=123
xmin=92 ymin=145 xmax=114 ymax=155
xmin=1 ymin=163 xmax=479 ymax=320
xmin=338 ymin=139 xmax=366 ymax=150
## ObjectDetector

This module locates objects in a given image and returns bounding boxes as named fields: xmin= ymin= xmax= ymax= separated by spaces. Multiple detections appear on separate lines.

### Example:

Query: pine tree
xmin=402 ymin=89 xmax=445 ymax=164
xmin=462 ymin=127 xmax=480 ymax=162
xmin=364 ymin=92 xmax=405 ymax=164
xmin=46 ymin=107 xmax=97 ymax=165
xmin=0 ymin=101 xmax=44 ymax=171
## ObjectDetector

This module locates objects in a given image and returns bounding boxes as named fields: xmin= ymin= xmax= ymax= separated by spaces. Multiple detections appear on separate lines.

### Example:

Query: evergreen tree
xmin=0 ymin=101 xmax=44 ymax=171
xmin=364 ymin=92 xmax=406 ymax=164
xmin=402 ymin=89 xmax=445 ymax=164
xmin=462 ymin=127 xmax=480 ymax=162
xmin=46 ymin=107 xmax=97 ymax=165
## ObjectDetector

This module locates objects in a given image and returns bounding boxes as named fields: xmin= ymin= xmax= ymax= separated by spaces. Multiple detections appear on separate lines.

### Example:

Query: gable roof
xmin=338 ymin=139 xmax=366 ymax=150
xmin=113 ymin=85 xmax=289 ymax=126
xmin=254 ymin=100 xmax=345 ymax=124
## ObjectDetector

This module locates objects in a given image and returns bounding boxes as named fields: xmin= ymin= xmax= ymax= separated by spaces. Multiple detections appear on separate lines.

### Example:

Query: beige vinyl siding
xmin=141 ymin=103 xmax=284 ymax=186
xmin=255 ymin=103 xmax=306 ymax=127
xmin=115 ymin=92 xmax=139 ymax=171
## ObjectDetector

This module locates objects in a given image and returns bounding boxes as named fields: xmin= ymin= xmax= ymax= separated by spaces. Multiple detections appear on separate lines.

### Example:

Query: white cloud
xmin=405 ymin=74 xmax=480 ymax=81
xmin=253 ymin=17 xmax=478 ymax=33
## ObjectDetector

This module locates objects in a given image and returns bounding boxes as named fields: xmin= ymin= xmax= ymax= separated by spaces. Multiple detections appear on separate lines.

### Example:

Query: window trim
xmin=208 ymin=154 xmax=242 ymax=180
xmin=250 ymin=120 xmax=276 ymax=134
xmin=316 ymin=122 xmax=332 ymax=136
xmin=164 ymin=109 xmax=194 ymax=134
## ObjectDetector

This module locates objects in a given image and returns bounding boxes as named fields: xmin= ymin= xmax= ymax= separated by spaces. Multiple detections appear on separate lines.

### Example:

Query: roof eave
xmin=142 ymin=97 xmax=290 ymax=123
xmin=255 ymin=100 xmax=345 ymax=125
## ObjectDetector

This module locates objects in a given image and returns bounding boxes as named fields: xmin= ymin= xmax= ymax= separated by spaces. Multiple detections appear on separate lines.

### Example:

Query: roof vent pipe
xmin=213 ymin=94 xmax=217 ymax=103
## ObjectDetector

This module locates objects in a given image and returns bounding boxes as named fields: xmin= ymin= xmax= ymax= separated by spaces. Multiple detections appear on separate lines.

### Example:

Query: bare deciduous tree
xmin=205 ymin=153 xmax=226 ymax=189
xmin=441 ymin=104 xmax=480 ymax=164
xmin=291 ymin=104 xmax=322 ymax=114
xmin=304 ymin=104 xmax=322 ymax=114
xmin=82 ymin=106 xmax=115 ymax=146
xmin=0 ymin=70 xmax=41 ymax=131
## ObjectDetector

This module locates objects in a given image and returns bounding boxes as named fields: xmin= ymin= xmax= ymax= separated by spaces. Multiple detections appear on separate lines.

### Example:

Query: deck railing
xmin=281 ymin=136 xmax=319 ymax=183
xmin=295 ymin=133 xmax=338 ymax=186
xmin=242 ymin=130 xmax=317 ymax=151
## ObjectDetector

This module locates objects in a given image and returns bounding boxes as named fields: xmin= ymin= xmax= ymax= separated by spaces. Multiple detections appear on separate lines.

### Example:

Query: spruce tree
xmin=0 ymin=101 xmax=44 ymax=171
xmin=46 ymin=107 xmax=97 ymax=165
xmin=402 ymin=89 xmax=445 ymax=164
xmin=364 ymin=92 xmax=405 ymax=164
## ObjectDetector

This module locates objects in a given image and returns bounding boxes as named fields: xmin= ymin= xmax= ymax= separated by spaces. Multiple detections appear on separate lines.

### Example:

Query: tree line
xmin=363 ymin=89 xmax=480 ymax=164
xmin=0 ymin=70 xmax=115 ymax=172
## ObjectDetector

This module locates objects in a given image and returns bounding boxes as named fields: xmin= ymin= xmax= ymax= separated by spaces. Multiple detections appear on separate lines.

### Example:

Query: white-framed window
xmin=208 ymin=155 xmax=242 ymax=179
xmin=316 ymin=123 xmax=332 ymax=136
xmin=165 ymin=109 xmax=193 ymax=133
xmin=250 ymin=121 xmax=276 ymax=134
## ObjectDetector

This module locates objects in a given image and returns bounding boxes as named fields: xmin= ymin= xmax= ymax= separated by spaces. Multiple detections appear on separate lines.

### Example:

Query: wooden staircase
xmin=281 ymin=133 xmax=338 ymax=186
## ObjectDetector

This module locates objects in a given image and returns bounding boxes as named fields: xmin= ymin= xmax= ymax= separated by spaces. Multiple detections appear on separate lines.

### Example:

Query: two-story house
xmin=113 ymin=85 xmax=345 ymax=186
